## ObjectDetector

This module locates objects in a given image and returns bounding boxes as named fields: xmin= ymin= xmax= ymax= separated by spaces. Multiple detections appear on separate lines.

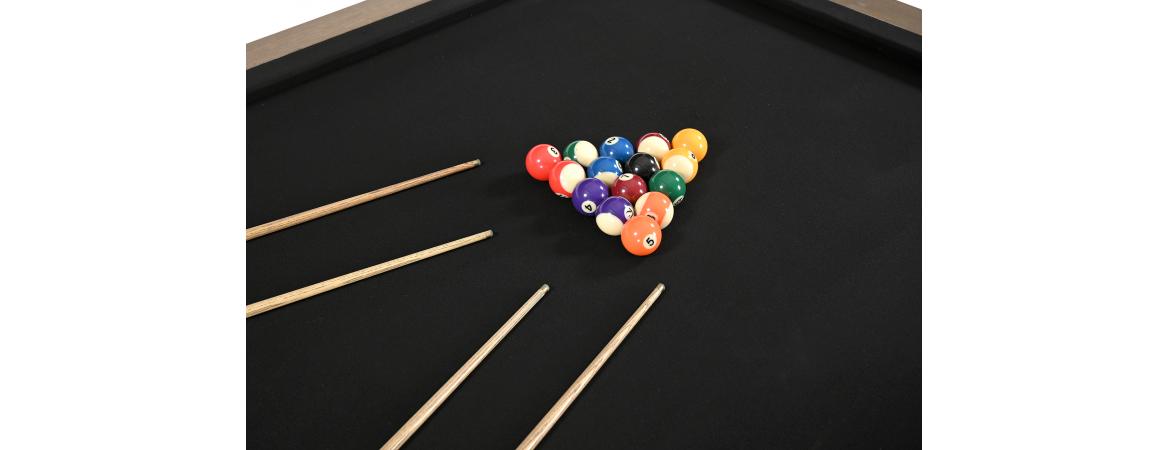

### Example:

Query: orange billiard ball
xmin=634 ymin=192 xmax=674 ymax=229
xmin=671 ymin=128 xmax=708 ymax=162
xmin=621 ymin=215 xmax=662 ymax=256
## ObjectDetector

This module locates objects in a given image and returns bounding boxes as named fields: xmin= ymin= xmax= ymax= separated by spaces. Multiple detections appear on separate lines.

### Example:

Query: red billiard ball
xmin=548 ymin=160 xmax=586 ymax=197
xmin=525 ymin=144 xmax=562 ymax=181
xmin=610 ymin=173 xmax=647 ymax=203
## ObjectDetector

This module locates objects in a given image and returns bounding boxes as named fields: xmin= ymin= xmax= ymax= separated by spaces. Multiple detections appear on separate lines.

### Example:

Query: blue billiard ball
xmin=571 ymin=178 xmax=610 ymax=216
xmin=599 ymin=136 xmax=634 ymax=165
xmin=588 ymin=156 xmax=623 ymax=186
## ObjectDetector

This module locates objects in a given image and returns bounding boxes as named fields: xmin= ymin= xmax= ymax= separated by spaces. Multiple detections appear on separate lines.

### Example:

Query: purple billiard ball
xmin=571 ymin=178 xmax=610 ymax=216
xmin=594 ymin=196 xmax=634 ymax=236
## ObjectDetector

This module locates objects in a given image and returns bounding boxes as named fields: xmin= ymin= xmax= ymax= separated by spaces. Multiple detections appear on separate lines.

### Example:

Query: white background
xmin=243 ymin=0 xmax=365 ymax=42
xmin=0 ymin=0 xmax=1166 ymax=449
xmin=240 ymin=0 xmax=929 ymax=43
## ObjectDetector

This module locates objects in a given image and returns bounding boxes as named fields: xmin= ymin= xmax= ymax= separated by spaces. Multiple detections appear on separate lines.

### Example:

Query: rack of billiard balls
xmin=524 ymin=129 xmax=708 ymax=256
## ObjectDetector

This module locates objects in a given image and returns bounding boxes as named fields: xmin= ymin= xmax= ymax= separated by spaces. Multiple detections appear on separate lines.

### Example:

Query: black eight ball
xmin=626 ymin=152 xmax=661 ymax=181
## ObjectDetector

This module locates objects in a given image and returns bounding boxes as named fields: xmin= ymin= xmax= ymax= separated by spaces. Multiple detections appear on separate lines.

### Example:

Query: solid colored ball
xmin=595 ymin=197 xmax=634 ymax=236
xmin=635 ymin=191 xmax=675 ymax=229
xmin=599 ymin=136 xmax=634 ymax=164
xmin=660 ymin=148 xmax=699 ymax=183
xmin=648 ymin=170 xmax=686 ymax=205
xmin=548 ymin=160 xmax=586 ymax=198
xmin=610 ymin=173 xmax=648 ymax=203
xmin=637 ymin=132 xmax=671 ymax=161
xmin=563 ymin=140 xmax=598 ymax=166
xmin=588 ymin=156 xmax=623 ymax=186
xmin=671 ymin=128 xmax=708 ymax=161
xmin=525 ymin=144 xmax=562 ymax=181
xmin=626 ymin=152 xmax=660 ymax=181
xmin=571 ymin=178 xmax=610 ymax=216
xmin=621 ymin=215 xmax=662 ymax=256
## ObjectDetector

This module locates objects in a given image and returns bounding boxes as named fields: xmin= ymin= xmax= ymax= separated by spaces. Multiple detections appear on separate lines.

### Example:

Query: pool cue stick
xmin=245 ymin=159 xmax=481 ymax=240
xmin=245 ymin=230 xmax=493 ymax=318
xmin=381 ymin=284 xmax=552 ymax=450
xmin=516 ymin=283 xmax=666 ymax=450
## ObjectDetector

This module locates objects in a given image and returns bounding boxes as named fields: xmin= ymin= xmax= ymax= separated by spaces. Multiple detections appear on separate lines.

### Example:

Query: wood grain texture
xmin=246 ymin=0 xmax=919 ymax=71
xmin=246 ymin=159 xmax=479 ymax=240
xmin=246 ymin=0 xmax=431 ymax=69
xmin=516 ymin=283 xmax=666 ymax=450
xmin=245 ymin=230 xmax=493 ymax=317
xmin=830 ymin=0 xmax=921 ymax=35
xmin=381 ymin=284 xmax=552 ymax=450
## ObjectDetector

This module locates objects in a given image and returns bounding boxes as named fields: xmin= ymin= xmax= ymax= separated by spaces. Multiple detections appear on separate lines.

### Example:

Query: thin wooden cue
xmin=245 ymin=159 xmax=481 ymax=240
xmin=516 ymin=283 xmax=666 ymax=450
xmin=381 ymin=284 xmax=552 ymax=450
xmin=245 ymin=230 xmax=493 ymax=318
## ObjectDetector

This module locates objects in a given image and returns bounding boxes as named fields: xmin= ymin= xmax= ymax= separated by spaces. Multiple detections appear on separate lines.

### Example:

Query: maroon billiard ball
xmin=610 ymin=173 xmax=647 ymax=203
xmin=637 ymin=132 xmax=671 ymax=161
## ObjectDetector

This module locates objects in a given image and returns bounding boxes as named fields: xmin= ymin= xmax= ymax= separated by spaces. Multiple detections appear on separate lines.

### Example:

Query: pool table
xmin=247 ymin=0 xmax=921 ymax=448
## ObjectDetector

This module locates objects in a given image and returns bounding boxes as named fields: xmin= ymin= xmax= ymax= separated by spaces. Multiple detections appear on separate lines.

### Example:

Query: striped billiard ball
xmin=563 ymin=140 xmax=598 ymax=166
xmin=595 ymin=196 xmax=634 ymax=236
xmin=660 ymin=149 xmax=698 ymax=183
xmin=637 ymin=132 xmax=671 ymax=161
xmin=635 ymin=191 xmax=674 ymax=229
xmin=588 ymin=157 xmax=623 ymax=186
xmin=548 ymin=160 xmax=586 ymax=198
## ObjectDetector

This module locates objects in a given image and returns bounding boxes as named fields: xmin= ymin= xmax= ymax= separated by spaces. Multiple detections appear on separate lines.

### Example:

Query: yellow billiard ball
xmin=671 ymin=128 xmax=708 ymax=162
xmin=660 ymin=149 xmax=699 ymax=183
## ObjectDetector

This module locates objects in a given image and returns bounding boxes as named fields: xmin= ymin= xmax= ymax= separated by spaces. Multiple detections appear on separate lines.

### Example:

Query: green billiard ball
xmin=563 ymin=140 xmax=598 ymax=166
xmin=648 ymin=170 xmax=686 ymax=205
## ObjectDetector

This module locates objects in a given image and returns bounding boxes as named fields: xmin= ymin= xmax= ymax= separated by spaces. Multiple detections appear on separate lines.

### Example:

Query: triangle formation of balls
xmin=524 ymin=129 xmax=708 ymax=256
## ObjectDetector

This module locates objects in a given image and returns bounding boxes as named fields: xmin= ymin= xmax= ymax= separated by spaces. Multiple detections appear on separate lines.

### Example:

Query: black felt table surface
xmin=247 ymin=0 xmax=921 ymax=448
